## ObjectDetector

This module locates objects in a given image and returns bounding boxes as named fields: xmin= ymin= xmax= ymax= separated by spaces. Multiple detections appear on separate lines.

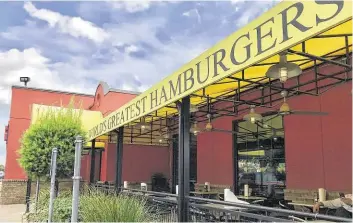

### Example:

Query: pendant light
xmin=156 ymin=131 xmax=165 ymax=144
xmin=162 ymin=127 xmax=170 ymax=139
xmin=157 ymin=135 xmax=164 ymax=144
xmin=265 ymin=52 xmax=302 ymax=83
xmin=243 ymin=105 xmax=262 ymax=124
xmin=190 ymin=121 xmax=201 ymax=135
xmin=190 ymin=104 xmax=199 ymax=113
xmin=205 ymin=114 xmax=213 ymax=131
xmin=139 ymin=117 xmax=150 ymax=131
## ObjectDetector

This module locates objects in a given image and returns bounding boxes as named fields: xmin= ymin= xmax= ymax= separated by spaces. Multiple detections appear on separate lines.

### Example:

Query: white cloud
xmin=108 ymin=1 xmax=179 ymax=13
xmin=182 ymin=8 xmax=201 ymax=24
xmin=0 ymin=48 xmax=93 ymax=104
xmin=230 ymin=0 xmax=244 ymax=4
xmin=23 ymin=2 xmax=109 ymax=44
xmin=109 ymin=1 xmax=152 ymax=13
xmin=125 ymin=44 xmax=140 ymax=54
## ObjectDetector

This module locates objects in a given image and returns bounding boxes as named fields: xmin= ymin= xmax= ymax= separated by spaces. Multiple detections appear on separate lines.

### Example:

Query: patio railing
xmin=91 ymin=183 xmax=352 ymax=222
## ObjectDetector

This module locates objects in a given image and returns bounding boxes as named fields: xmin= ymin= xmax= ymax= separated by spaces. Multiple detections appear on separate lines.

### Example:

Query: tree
xmin=0 ymin=164 xmax=4 ymax=171
xmin=18 ymin=98 xmax=86 ymax=179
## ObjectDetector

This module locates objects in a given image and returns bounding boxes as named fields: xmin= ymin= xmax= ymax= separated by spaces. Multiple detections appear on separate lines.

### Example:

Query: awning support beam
xmin=227 ymin=75 xmax=318 ymax=97
xmin=115 ymin=127 xmax=124 ymax=193
xmin=287 ymin=49 xmax=351 ymax=69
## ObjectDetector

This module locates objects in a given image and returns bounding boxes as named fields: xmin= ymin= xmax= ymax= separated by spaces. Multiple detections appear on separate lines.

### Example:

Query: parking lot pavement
xmin=0 ymin=204 xmax=26 ymax=222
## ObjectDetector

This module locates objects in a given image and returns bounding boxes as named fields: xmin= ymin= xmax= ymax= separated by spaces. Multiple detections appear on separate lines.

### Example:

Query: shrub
xmin=28 ymin=188 xmax=157 ymax=222
xmin=80 ymin=189 xmax=155 ymax=222
xmin=18 ymin=98 xmax=86 ymax=179
xmin=28 ymin=190 xmax=72 ymax=222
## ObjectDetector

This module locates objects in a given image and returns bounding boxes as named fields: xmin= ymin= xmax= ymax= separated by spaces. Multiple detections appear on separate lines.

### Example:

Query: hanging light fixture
xmin=155 ymin=131 xmax=165 ymax=144
xmin=190 ymin=121 xmax=201 ymax=135
xmin=157 ymin=136 xmax=164 ymax=144
xmin=265 ymin=52 xmax=302 ymax=83
xmin=205 ymin=114 xmax=213 ymax=131
xmin=279 ymin=90 xmax=291 ymax=115
xmin=243 ymin=105 xmax=262 ymax=124
xmin=161 ymin=127 xmax=170 ymax=139
xmin=139 ymin=117 xmax=150 ymax=131
xmin=272 ymin=129 xmax=278 ymax=142
xmin=190 ymin=104 xmax=199 ymax=113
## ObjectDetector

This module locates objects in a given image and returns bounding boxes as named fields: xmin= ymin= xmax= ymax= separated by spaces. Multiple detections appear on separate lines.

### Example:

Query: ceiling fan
xmin=268 ymin=90 xmax=328 ymax=120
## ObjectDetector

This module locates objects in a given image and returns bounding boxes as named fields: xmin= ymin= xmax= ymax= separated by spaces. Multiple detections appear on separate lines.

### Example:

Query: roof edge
xmin=98 ymin=81 xmax=141 ymax=95
xmin=108 ymin=88 xmax=141 ymax=95
xmin=12 ymin=85 xmax=94 ymax=97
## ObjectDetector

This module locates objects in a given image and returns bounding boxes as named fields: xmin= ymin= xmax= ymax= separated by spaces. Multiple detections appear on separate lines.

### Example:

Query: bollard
xmin=71 ymin=136 xmax=83 ymax=222
xmin=48 ymin=148 xmax=58 ymax=223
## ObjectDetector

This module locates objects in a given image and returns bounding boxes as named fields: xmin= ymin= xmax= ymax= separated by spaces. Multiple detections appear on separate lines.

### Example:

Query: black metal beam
xmin=115 ymin=127 xmax=124 ymax=193
xmin=227 ymin=75 xmax=318 ymax=97
xmin=89 ymin=139 xmax=96 ymax=184
xmin=288 ymin=49 xmax=351 ymax=69
xmin=177 ymin=96 xmax=190 ymax=222
xmin=313 ymin=33 xmax=352 ymax=39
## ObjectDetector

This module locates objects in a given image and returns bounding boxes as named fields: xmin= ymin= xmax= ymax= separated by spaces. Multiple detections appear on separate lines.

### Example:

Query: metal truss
xmin=107 ymin=34 xmax=352 ymax=144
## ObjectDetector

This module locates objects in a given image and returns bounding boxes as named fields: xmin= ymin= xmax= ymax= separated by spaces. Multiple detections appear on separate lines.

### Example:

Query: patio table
xmin=237 ymin=195 xmax=266 ymax=201
xmin=191 ymin=191 xmax=222 ymax=199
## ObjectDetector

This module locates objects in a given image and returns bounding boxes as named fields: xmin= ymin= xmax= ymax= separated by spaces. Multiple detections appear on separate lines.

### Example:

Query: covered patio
xmin=86 ymin=1 xmax=352 ymax=222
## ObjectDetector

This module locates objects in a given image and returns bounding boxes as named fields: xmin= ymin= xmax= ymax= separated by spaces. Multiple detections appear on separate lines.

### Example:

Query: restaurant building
xmin=4 ymin=83 xmax=170 ymax=184
xmin=2 ymin=0 xmax=352 ymax=211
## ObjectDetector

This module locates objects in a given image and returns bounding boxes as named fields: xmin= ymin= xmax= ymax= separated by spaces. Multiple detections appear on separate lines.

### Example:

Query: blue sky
xmin=0 ymin=0 xmax=279 ymax=166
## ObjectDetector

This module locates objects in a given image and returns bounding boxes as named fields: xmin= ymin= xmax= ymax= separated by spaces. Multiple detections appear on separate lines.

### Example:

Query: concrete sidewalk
xmin=0 ymin=204 xmax=26 ymax=222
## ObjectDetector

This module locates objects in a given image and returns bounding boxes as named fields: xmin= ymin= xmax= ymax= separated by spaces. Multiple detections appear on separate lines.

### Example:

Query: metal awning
xmin=87 ymin=0 xmax=352 ymax=142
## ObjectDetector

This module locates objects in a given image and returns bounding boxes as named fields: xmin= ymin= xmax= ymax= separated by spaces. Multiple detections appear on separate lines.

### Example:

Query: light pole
xmin=20 ymin=77 xmax=31 ymax=87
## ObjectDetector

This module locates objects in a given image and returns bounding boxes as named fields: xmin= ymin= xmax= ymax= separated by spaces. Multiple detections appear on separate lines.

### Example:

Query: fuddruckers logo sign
xmin=88 ymin=0 xmax=351 ymax=141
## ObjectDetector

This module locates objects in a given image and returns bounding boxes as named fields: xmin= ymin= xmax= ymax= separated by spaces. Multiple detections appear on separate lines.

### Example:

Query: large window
xmin=234 ymin=114 xmax=286 ymax=196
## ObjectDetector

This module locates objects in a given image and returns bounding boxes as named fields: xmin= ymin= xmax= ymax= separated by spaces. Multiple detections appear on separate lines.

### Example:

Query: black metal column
xmin=89 ymin=139 xmax=96 ymax=184
xmin=177 ymin=96 xmax=190 ymax=222
xmin=171 ymin=134 xmax=178 ymax=194
xmin=115 ymin=127 xmax=124 ymax=193
xmin=232 ymin=121 xmax=239 ymax=193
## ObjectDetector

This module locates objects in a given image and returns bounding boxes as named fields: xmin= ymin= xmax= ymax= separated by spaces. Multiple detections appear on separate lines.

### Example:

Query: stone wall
xmin=0 ymin=180 xmax=28 ymax=205
xmin=0 ymin=179 xmax=81 ymax=205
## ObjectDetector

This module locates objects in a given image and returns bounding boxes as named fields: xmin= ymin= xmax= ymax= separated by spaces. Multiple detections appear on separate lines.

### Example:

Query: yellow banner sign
xmin=88 ymin=0 xmax=352 ymax=141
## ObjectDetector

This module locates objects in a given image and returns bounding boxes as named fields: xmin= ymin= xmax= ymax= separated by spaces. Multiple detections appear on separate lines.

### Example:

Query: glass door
xmin=233 ymin=114 xmax=286 ymax=197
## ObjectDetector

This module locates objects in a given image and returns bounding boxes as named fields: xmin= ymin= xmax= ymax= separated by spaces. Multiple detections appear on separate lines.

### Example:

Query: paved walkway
xmin=0 ymin=204 xmax=26 ymax=222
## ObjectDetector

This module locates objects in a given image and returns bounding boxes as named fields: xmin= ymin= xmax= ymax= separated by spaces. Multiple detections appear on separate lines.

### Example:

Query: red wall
xmin=197 ymin=76 xmax=352 ymax=192
xmin=285 ymin=82 xmax=352 ymax=191
xmin=197 ymin=116 xmax=234 ymax=185
xmin=100 ymin=143 xmax=170 ymax=183
xmin=5 ymin=87 xmax=93 ymax=179
xmin=90 ymin=84 xmax=170 ymax=183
